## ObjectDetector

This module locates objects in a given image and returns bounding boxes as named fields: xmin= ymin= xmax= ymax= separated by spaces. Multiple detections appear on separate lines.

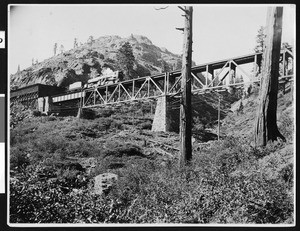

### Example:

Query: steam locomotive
xmin=84 ymin=71 xmax=124 ymax=89
xmin=64 ymin=71 xmax=124 ymax=93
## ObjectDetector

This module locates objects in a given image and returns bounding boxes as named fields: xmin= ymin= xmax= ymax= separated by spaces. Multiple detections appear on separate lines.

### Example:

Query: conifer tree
xmin=54 ymin=43 xmax=57 ymax=56
xmin=116 ymin=42 xmax=135 ymax=80
xmin=74 ymin=38 xmax=78 ymax=49
xmin=60 ymin=44 xmax=64 ymax=54
xmin=161 ymin=60 xmax=170 ymax=73
xmin=254 ymin=26 xmax=266 ymax=53
xmin=88 ymin=36 xmax=94 ymax=45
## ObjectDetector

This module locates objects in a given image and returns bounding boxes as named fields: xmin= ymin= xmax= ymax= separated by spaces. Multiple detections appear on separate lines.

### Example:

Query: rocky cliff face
xmin=11 ymin=35 xmax=193 ymax=89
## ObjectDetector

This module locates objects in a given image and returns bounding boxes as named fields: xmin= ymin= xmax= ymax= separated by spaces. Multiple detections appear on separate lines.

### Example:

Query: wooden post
xmin=77 ymin=90 xmax=83 ymax=118
xmin=179 ymin=6 xmax=193 ymax=167
xmin=254 ymin=7 xmax=285 ymax=146
xmin=132 ymin=80 xmax=135 ymax=99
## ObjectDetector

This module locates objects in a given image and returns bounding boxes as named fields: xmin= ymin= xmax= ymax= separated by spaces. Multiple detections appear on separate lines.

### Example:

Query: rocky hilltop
xmin=10 ymin=35 xmax=193 ymax=89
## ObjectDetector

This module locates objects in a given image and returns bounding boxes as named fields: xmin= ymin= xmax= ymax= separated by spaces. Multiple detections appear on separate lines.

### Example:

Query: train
xmin=84 ymin=71 xmax=123 ymax=88
xmin=39 ymin=71 xmax=123 ymax=112
xmin=64 ymin=71 xmax=124 ymax=92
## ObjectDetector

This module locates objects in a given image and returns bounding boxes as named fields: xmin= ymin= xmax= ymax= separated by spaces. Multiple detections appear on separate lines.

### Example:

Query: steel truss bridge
xmin=74 ymin=48 xmax=293 ymax=109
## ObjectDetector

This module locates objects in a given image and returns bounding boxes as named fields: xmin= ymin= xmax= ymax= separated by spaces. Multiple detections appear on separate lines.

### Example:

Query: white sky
xmin=8 ymin=4 xmax=295 ymax=74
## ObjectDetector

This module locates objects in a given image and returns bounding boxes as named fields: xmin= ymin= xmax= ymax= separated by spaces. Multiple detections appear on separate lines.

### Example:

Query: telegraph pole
xmin=178 ymin=6 xmax=193 ymax=167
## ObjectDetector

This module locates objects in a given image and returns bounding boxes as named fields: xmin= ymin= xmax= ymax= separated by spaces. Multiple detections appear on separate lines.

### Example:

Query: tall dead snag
xmin=254 ymin=7 xmax=285 ymax=146
xmin=179 ymin=6 xmax=193 ymax=167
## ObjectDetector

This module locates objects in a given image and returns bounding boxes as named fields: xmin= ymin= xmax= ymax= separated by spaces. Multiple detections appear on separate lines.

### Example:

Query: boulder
xmin=80 ymin=157 xmax=97 ymax=175
xmin=94 ymin=173 xmax=118 ymax=195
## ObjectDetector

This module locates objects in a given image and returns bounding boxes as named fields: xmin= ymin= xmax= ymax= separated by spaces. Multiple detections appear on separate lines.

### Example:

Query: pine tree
xmin=74 ymin=38 xmax=78 ymax=49
xmin=60 ymin=44 xmax=64 ymax=54
xmin=175 ymin=59 xmax=182 ymax=70
xmin=54 ymin=43 xmax=57 ymax=56
xmin=254 ymin=26 xmax=266 ymax=53
xmin=116 ymin=42 xmax=135 ymax=80
xmin=161 ymin=60 xmax=170 ymax=73
xmin=88 ymin=36 xmax=94 ymax=45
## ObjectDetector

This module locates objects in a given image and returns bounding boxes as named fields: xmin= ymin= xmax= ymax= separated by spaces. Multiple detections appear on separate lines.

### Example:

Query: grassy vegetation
xmin=9 ymin=91 xmax=294 ymax=224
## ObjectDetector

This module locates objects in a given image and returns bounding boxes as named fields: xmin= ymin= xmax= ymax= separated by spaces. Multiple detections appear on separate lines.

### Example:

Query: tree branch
xmin=176 ymin=27 xmax=185 ymax=31
xmin=154 ymin=6 xmax=169 ymax=10
xmin=178 ymin=6 xmax=187 ymax=13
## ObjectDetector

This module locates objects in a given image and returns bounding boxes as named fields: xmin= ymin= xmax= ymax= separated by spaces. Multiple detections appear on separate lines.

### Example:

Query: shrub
xmin=103 ymin=142 xmax=144 ymax=158
xmin=10 ymin=139 xmax=294 ymax=224
xmin=81 ymin=109 xmax=96 ymax=119
xmin=10 ymin=163 xmax=94 ymax=223
xmin=110 ymin=120 xmax=124 ymax=130
xmin=279 ymin=111 xmax=294 ymax=140
xmin=278 ymin=163 xmax=293 ymax=187
xmin=137 ymin=121 xmax=152 ymax=130
xmin=242 ymin=174 xmax=293 ymax=223
xmin=10 ymin=147 xmax=30 ymax=170
xmin=56 ymin=168 xmax=89 ymax=189
xmin=33 ymin=135 xmax=66 ymax=154
xmin=9 ymin=108 xmax=294 ymax=224
xmin=46 ymin=115 xmax=57 ymax=121
xmin=251 ymin=140 xmax=284 ymax=159
xmin=96 ymin=108 xmax=115 ymax=118
xmin=99 ymin=53 xmax=105 ymax=59
xmin=32 ymin=110 xmax=41 ymax=117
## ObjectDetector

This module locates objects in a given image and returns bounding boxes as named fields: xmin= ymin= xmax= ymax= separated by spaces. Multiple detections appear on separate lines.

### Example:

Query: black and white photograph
xmin=4 ymin=3 xmax=296 ymax=227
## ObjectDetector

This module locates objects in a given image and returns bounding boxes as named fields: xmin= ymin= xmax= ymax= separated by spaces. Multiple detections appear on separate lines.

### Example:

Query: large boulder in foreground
xmin=94 ymin=173 xmax=118 ymax=195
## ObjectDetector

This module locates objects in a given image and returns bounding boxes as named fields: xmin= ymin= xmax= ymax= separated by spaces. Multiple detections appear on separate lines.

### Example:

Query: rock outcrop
xmin=11 ymin=35 xmax=194 ymax=90
xmin=94 ymin=173 xmax=118 ymax=195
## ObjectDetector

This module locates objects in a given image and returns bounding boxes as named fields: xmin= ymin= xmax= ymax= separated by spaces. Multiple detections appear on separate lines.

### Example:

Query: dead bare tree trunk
xmin=254 ymin=7 xmax=285 ymax=146
xmin=179 ymin=6 xmax=193 ymax=167
xmin=218 ymin=94 xmax=221 ymax=141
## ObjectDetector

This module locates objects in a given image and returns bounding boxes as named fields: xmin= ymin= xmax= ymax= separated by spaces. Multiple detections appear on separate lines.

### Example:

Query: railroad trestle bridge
xmin=11 ymin=48 xmax=293 ymax=119
xmin=75 ymin=49 xmax=293 ymax=109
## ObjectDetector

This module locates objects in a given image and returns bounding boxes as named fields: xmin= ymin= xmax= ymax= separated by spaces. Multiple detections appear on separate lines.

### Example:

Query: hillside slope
xmin=10 ymin=35 xmax=193 ymax=89
xmin=220 ymin=85 xmax=294 ymax=143
xmin=9 ymin=85 xmax=294 ymax=223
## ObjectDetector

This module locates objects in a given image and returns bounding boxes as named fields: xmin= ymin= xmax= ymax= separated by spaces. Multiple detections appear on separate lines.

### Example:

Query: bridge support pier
xmin=152 ymin=95 xmax=179 ymax=133
xmin=38 ymin=96 xmax=51 ymax=114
